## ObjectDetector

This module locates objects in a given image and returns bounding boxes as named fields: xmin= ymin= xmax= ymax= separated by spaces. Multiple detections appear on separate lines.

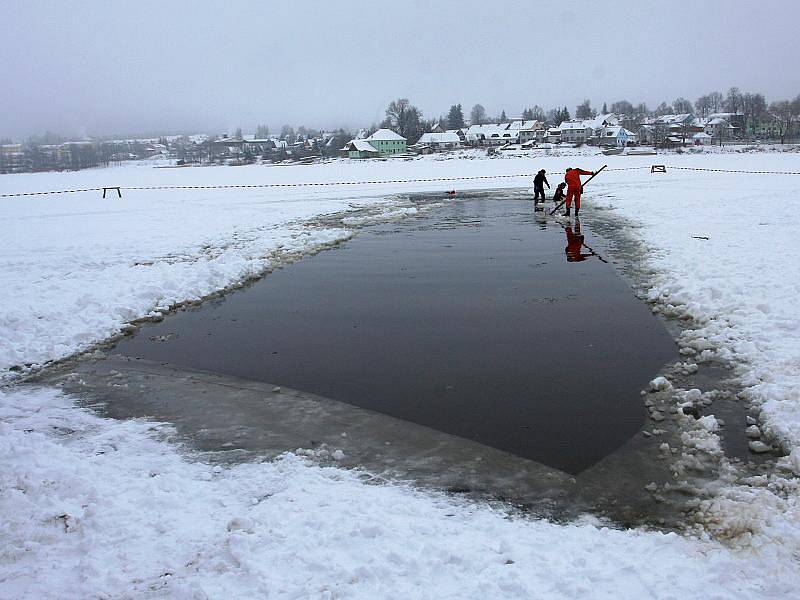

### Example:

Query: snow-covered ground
xmin=2 ymin=151 xmax=800 ymax=597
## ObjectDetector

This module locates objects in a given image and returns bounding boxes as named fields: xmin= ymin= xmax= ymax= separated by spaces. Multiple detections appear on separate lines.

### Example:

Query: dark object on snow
xmin=682 ymin=405 xmax=701 ymax=419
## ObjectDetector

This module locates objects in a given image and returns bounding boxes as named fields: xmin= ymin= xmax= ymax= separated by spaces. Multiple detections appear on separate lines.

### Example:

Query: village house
xmin=704 ymin=117 xmax=736 ymax=140
xmin=0 ymin=143 xmax=25 ymax=173
xmin=466 ymin=123 xmax=518 ymax=146
xmin=545 ymin=127 xmax=562 ymax=143
xmin=415 ymin=131 xmax=462 ymax=150
xmin=558 ymin=121 xmax=594 ymax=144
xmin=446 ymin=128 xmax=468 ymax=143
xmin=508 ymin=119 xmax=545 ymax=145
xmin=364 ymin=129 xmax=407 ymax=155
xmin=342 ymin=128 xmax=407 ymax=158
xmin=342 ymin=139 xmax=380 ymax=159
xmin=583 ymin=113 xmax=620 ymax=143
xmin=692 ymin=132 xmax=713 ymax=145
xmin=598 ymin=125 xmax=637 ymax=147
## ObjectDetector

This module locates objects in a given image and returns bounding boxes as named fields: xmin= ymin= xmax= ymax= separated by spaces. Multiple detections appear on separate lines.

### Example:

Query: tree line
xmin=371 ymin=86 xmax=800 ymax=145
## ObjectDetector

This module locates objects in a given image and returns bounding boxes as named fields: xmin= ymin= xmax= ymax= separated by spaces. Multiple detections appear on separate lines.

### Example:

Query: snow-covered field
xmin=2 ymin=150 xmax=800 ymax=597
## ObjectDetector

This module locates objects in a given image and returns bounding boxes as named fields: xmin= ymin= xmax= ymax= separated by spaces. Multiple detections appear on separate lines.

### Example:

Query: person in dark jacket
xmin=552 ymin=182 xmax=566 ymax=205
xmin=533 ymin=169 xmax=549 ymax=209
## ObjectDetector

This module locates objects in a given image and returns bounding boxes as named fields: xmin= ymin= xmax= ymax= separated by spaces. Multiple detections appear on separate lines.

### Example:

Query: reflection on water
xmin=112 ymin=197 xmax=676 ymax=474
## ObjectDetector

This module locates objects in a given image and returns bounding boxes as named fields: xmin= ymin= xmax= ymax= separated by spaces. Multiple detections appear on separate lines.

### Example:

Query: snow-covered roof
xmin=466 ymin=123 xmax=515 ymax=140
xmin=508 ymin=120 xmax=543 ymax=131
xmin=366 ymin=128 xmax=406 ymax=141
xmin=655 ymin=113 xmax=694 ymax=125
xmin=584 ymin=114 xmax=619 ymax=129
xmin=706 ymin=117 xmax=728 ymax=125
xmin=693 ymin=132 xmax=713 ymax=139
xmin=417 ymin=132 xmax=461 ymax=144
xmin=343 ymin=140 xmax=379 ymax=152
xmin=559 ymin=121 xmax=593 ymax=131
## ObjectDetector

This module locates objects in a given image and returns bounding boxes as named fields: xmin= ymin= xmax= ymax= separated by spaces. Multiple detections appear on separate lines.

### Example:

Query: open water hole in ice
xmin=113 ymin=195 xmax=677 ymax=474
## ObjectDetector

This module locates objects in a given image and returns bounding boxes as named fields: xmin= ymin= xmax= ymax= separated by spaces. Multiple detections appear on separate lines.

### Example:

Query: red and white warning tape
xmin=2 ymin=164 xmax=798 ymax=198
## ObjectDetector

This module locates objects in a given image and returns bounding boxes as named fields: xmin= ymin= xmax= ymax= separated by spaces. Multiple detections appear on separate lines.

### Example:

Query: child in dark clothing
xmin=552 ymin=182 xmax=566 ymax=205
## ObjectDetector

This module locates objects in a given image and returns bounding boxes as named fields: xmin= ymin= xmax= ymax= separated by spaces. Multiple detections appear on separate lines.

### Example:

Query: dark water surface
xmin=114 ymin=196 xmax=676 ymax=474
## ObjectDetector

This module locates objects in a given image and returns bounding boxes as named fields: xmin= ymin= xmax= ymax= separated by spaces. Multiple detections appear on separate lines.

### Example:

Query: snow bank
xmin=4 ymin=151 xmax=800 ymax=595
xmin=2 ymin=386 xmax=796 ymax=599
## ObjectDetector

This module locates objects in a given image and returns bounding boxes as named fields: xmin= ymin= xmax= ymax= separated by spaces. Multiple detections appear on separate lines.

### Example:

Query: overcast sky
xmin=2 ymin=0 xmax=798 ymax=139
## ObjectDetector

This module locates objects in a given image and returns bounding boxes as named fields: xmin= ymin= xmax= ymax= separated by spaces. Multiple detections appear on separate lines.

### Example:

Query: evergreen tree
xmin=602 ymin=102 xmax=608 ymax=114
xmin=499 ymin=109 xmax=508 ymax=122
xmin=446 ymin=104 xmax=465 ymax=129
xmin=255 ymin=124 xmax=270 ymax=139
xmin=521 ymin=107 xmax=534 ymax=120
xmin=575 ymin=99 xmax=595 ymax=120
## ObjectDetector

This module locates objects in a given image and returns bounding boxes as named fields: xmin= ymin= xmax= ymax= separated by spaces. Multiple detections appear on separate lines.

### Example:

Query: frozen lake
xmin=113 ymin=194 xmax=677 ymax=474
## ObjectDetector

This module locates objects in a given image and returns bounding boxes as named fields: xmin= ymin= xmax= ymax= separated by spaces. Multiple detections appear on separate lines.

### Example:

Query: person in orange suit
xmin=563 ymin=167 xmax=595 ymax=217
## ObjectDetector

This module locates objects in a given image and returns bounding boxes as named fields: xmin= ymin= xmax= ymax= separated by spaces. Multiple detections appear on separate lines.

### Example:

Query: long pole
xmin=549 ymin=164 xmax=607 ymax=215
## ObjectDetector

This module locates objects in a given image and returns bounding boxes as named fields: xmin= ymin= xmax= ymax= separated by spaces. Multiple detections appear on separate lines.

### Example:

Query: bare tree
xmin=741 ymin=92 xmax=767 ymax=137
xmin=694 ymin=95 xmax=710 ymax=118
xmin=723 ymin=87 xmax=743 ymax=114
xmin=768 ymin=99 xmax=797 ymax=144
xmin=707 ymin=91 xmax=723 ymax=113
xmin=384 ymin=98 xmax=424 ymax=143
xmin=470 ymin=103 xmax=487 ymax=125
xmin=672 ymin=97 xmax=693 ymax=114
xmin=610 ymin=100 xmax=634 ymax=115
xmin=654 ymin=102 xmax=672 ymax=116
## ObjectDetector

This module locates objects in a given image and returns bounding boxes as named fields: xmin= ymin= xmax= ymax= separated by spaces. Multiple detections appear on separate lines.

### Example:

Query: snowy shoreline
xmin=2 ymin=152 xmax=800 ymax=596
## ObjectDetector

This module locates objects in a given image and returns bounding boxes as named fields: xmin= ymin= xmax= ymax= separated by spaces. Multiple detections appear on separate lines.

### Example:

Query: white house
xmin=599 ymin=126 xmax=636 ymax=147
xmin=692 ymin=132 xmax=713 ymax=145
xmin=446 ymin=128 xmax=468 ymax=142
xmin=509 ymin=119 xmax=545 ymax=144
xmin=466 ymin=124 xmax=518 ymax=146
xmin=416 ymin=132 xmax=462 ymax=149
xmin=704 ymin=117 xmax=734 ymax=139
xmin=558 ymin=121 xmax=594 ymax=143
xmin=583 ymin=114 xmax=620 ymax=142
xmin=545 ymin=127 xmax=562 ymax=143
